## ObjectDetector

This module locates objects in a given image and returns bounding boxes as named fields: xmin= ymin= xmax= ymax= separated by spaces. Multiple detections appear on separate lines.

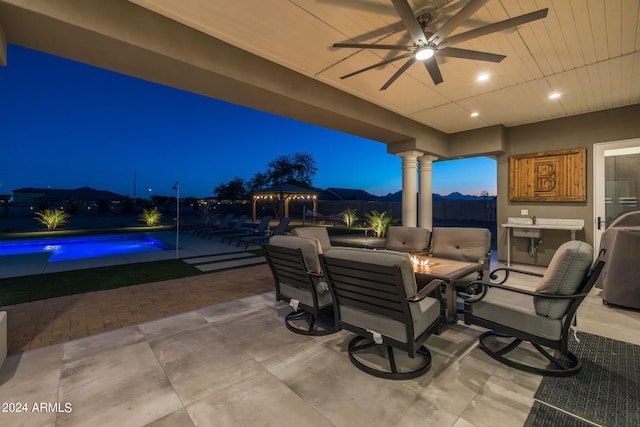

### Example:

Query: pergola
xmin=251 ymin=183 xmax=317 ymax=222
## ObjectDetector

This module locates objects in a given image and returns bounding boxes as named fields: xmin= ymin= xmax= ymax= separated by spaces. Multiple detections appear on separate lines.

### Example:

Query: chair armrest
xmin=308 ymin=271 xmax=324 ymax=278
xmin=408 ymin=279 xmax=446 ymax=302
xmin=488 ymin=266 xmax=544 ymax=284
xmin=464 ymin=279 xmax=589 ymax=303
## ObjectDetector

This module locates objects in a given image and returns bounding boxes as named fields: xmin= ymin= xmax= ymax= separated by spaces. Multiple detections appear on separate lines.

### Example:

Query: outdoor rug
xmin=525 ymin=332 xmax=640 ymax=427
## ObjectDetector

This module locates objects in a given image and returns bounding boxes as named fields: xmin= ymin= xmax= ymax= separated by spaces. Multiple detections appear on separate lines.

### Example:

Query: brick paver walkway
xmin=3 ymin=264 xmax=273 ymax=354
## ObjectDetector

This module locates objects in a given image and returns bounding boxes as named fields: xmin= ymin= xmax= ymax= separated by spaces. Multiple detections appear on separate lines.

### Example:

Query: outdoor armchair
xmin=321 ymin=247 xmax=446 ymax=380
xmin=264 ymin=234 xmax=336 ymax=336
xmin=463 ymin=240 xmax=605 ymax=377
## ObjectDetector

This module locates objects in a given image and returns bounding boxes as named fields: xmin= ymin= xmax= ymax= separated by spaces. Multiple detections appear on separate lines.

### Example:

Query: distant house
xmin=11 ymin=186 xmax=127 ymax=209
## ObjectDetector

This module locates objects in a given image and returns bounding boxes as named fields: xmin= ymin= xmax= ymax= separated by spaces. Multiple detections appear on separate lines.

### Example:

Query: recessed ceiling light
xmin=470 ymin=112 xmax=479 ymax=117
xmin=548 ymin=92 xmax=561 ymax=99
xmin=477 ymin=73 xmax=490 ymax=82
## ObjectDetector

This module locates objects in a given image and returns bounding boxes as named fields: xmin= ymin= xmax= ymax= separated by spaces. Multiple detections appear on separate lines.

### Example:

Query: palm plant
xmin=34 ymin=209 xmax=70 ymax=231
xmin=342 ymin=208 xmax=358 ymax=231
xmin=364 ymin=210 xmax=393 ymax=238
xmin=139 ymin=208 xmax=162 ymax=226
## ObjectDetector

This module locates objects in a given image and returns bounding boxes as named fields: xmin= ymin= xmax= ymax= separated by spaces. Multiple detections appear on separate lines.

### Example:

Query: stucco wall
xmin=497 ymin=104 xmax=640 ymax=265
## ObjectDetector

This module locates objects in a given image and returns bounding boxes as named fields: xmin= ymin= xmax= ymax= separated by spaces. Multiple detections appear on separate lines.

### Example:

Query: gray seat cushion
xmin=534 ymin=240 xmax=593 ymax=319
xmin=339 ymin=297 xmax=440 ymax=343
xmin=385 ymin=226 xmax=431 ymax=253
xmin=279 ymin=282 xmax=332 ymax=308
xmin=471 ymin=288 xmax=563 ymax=341
xmin=291 ymin=227 xmax=332 ymax=253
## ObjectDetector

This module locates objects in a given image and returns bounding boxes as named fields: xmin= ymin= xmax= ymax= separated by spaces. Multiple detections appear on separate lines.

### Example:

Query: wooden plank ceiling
xmin=129 ymin=0 xmax=640 ymax=134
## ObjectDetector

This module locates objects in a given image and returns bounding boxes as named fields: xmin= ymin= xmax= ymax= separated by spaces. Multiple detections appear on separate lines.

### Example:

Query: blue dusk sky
xmin=0 ymin=45 xmax=496 ymax=199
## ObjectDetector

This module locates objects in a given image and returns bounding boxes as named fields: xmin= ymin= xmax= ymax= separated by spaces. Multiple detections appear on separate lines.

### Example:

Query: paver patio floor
xmin=3 ymin=264 xmax=273 ymax=354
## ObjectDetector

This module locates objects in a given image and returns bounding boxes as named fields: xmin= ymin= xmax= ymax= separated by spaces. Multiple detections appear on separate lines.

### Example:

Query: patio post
xmin=418 ymin=154 xmax=438 ymax=230
xmin=397 ymin=150 xmax=423 ymax=227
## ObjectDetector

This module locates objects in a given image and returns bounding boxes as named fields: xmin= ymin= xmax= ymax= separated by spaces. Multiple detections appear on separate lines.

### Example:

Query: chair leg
xmin=347 ymin=336 xmax=432 ymax=380
xmin=478 ymin=331 xmax=581 ymax=377
xmin=284 ymin=310 xmax=336 ymax=336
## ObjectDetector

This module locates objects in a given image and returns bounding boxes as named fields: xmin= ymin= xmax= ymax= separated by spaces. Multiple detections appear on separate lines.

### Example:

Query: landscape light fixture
xmin=172 ymin=182 xmax=179 ymax=259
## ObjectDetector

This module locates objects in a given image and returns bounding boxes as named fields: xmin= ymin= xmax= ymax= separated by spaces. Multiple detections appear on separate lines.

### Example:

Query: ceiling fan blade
xmin=424 ymin=58 xmax=444 ymax=85
xmin=440 ymin=9 xmax=549 ymax=47
xmin=438 ymin=47 xmax=506 ymax=62
xmin=380 ymin=57 xmax=416 ymax=90
xmin=333 ymin=42 xmax=412 ymax=51
xmin=391 ymin=0 xmax=428 ymax=44
xmin=340 ymin=53 xmax=412 ymax=79
xmin=428 ymin=0 xmax=489 ymax=44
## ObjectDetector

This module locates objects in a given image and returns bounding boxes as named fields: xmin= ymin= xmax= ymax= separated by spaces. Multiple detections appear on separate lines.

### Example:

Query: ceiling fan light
xmin=415 ymin=47 xmax=435 ymax=61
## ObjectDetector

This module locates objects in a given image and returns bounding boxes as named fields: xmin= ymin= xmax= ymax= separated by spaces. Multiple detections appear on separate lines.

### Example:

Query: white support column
xmin=397 ymin=151 xmax=423 ymax=227
xmin=418 ymin=154 xmax=438 ymax=230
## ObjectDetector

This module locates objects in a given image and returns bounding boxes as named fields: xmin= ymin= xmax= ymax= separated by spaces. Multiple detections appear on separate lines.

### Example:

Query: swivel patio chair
xmin=321 ymin=247 xmax=446 ymax=380
xmin=291 ymin=226 xmax=332 ymax=253
xmin=384 ymin=226 xmax=431 ymax=254
xmin=221 ymin=215 xmax=272 ymax=245
xmin=463 ymin=240 xmax=605 ymax=377
xmin=264 ymin=235 xmax=336 ymax=336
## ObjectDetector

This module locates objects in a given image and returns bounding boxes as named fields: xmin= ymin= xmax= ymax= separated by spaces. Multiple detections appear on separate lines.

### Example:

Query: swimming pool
xmin=0 ymin=234 xmax=172 ymax=262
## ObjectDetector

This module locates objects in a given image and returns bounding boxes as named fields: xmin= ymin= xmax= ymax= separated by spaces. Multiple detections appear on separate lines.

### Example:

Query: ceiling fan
xmin=332 ymin=0 xmax=548 ymax=90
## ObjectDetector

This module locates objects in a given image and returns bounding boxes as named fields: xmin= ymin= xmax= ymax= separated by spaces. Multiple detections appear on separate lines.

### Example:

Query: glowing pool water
xmin=0 ymin=234 xmax=171 ymax=262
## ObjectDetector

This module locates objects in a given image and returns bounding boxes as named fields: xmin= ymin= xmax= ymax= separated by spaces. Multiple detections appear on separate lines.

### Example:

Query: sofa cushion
xmin=432 ymin=227 xmax=491 ymax=262
xmin=385 ymin=226 xmax=431 ymax=253
xmin=534 ymin=240 xmax=594 ymax=319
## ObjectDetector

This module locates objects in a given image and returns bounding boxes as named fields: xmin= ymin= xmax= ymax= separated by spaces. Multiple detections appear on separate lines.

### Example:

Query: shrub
xmin=364 ymin=210 xmax=394 ymax=238
xmin=342 ymin=208 xmax=358 ymax=231
xmin=34 ymin=209 xmax=70 ymax=231
xmin=139 ymin=208 xmax=162 ymax=226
